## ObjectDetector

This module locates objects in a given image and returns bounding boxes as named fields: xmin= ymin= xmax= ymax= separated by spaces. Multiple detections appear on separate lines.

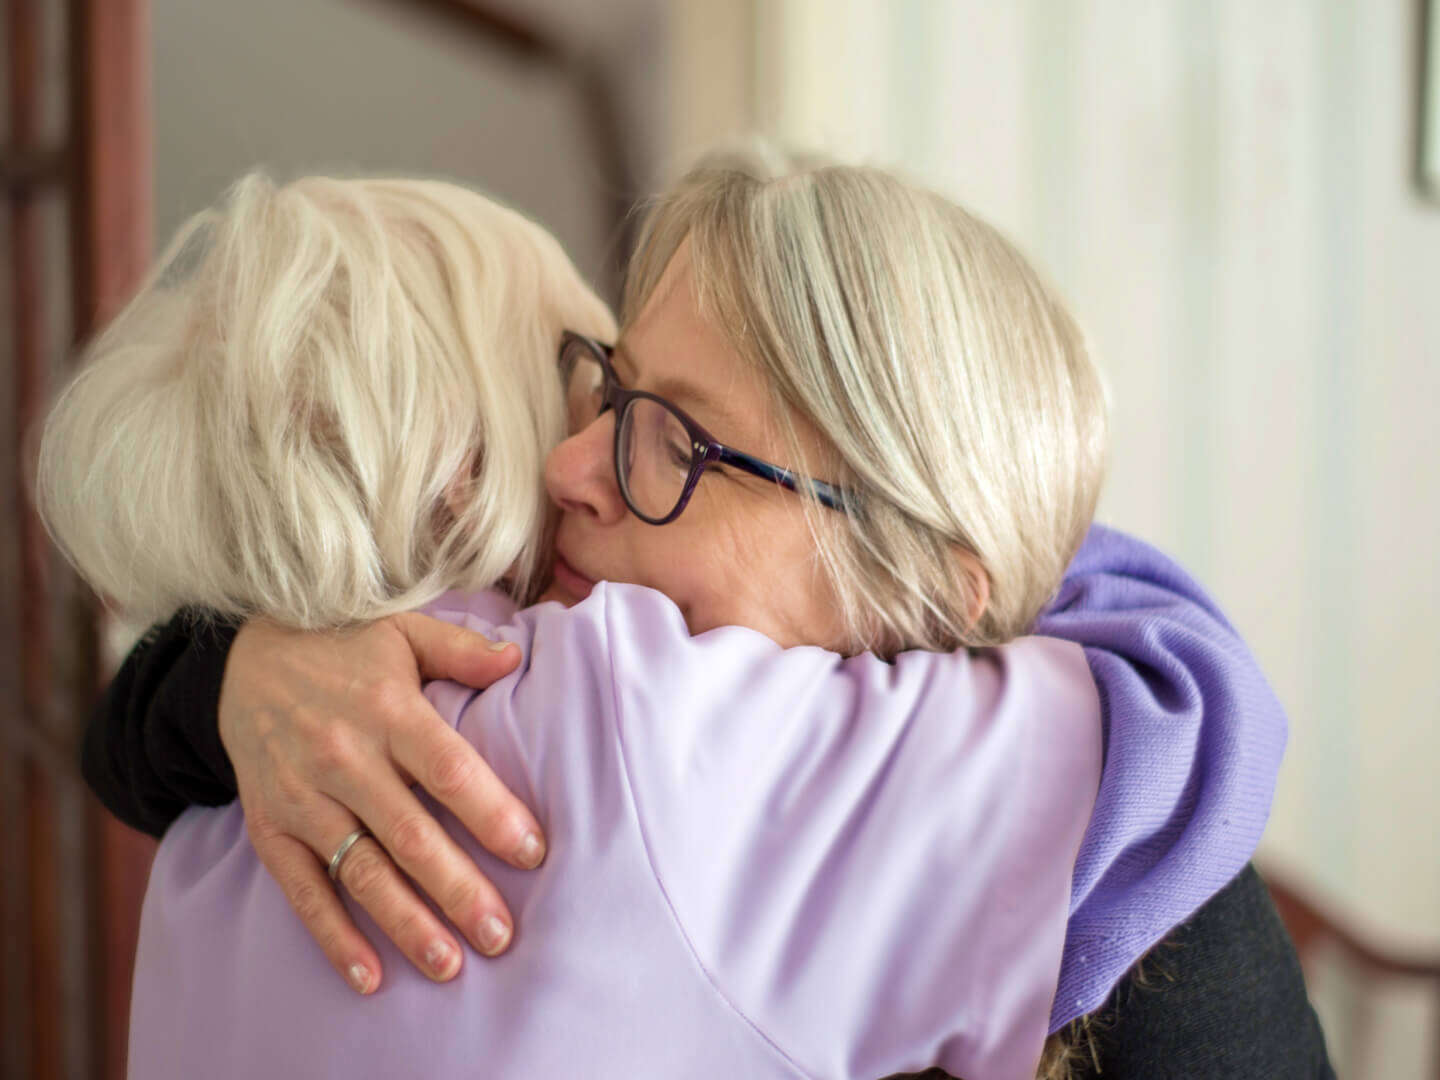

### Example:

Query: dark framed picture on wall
xmin=1424 ymin=0 xmax=1440 ymax=197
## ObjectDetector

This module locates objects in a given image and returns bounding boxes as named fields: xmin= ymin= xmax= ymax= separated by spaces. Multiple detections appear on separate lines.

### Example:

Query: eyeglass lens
xmin=618 ymin=397 xmax=693 ymax=520
xmin=562 ymin=342 xmax=696 ymax=522
xmin=563 ymin=344 xmax=606 ymax=432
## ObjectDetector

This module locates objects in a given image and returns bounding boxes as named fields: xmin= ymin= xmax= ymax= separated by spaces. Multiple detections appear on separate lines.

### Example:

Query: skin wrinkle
xmin=424 ymin=605 xmax=543 ymax=827
xmin=610 ymin=340 xmax=748 ymax=439
xmin=544 ymin=242 xmax=850 ymax=653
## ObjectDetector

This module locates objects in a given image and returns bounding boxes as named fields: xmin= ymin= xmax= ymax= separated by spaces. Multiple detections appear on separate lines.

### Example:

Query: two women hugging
xmin=37 ymin=147 xmax=1328 ymax=1078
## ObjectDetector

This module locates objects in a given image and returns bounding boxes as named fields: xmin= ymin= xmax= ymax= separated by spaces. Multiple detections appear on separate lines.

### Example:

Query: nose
xmin=545 ymin=411 xmax=627 ymax=525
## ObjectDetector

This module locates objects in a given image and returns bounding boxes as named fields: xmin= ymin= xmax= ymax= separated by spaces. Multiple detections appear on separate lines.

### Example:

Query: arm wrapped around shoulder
xmin=34 ymin=173 xmax=614 ymax=631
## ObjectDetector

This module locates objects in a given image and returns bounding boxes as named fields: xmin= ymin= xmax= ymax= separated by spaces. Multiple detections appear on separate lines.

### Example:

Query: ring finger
xmin=313 ymin=804 xmax=466 ymax=983
xmin=326 ymin=768 xmax=515 ymax=960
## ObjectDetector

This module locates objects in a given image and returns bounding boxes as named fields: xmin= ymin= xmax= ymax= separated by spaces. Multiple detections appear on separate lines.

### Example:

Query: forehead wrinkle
xmin=613 ymin=338 xmax=756 ymax=444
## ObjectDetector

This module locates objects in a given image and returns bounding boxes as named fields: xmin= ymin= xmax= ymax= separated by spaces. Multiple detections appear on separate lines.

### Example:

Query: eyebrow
xmin=612 ymin=340 xmax=746 ymax=437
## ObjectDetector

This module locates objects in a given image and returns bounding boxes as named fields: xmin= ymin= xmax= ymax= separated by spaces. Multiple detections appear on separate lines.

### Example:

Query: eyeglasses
xmin=558 ymin=330 xmax=855 ymax=526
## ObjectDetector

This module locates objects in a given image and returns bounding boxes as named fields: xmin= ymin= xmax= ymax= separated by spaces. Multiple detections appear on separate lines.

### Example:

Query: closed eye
xmin=665 ymin=438 xmax=692 ymax=469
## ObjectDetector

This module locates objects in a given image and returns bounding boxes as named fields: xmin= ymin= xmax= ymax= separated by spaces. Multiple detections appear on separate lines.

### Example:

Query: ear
xmin=441 ymin=448 xmax=486 ymax=520
xmin=955 ymin=547 xmax=991 ymax=630
xmin=442 ymin=471 xmax=468 ymax=520
xmin=433 ymin=460 xmax=478 ymax=550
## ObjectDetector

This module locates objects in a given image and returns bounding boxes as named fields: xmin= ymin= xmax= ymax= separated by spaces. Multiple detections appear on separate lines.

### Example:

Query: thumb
xmin=393 ymin=611 xmax=521 ymax=689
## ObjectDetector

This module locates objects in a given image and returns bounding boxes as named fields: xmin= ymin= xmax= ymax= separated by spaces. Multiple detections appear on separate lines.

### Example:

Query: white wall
xmin=670 ymin=0 xmax=1439 ymax=1073
xmin=152 ymin=0 xmax=666 ymax=293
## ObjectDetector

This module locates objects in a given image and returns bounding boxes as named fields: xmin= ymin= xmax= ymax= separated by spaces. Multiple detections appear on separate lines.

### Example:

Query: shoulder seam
xmin=596 ymin=590 xmax=816 ymax=1080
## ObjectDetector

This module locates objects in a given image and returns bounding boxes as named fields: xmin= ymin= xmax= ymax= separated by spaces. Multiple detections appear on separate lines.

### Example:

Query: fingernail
xmin=516 ymin=832 xmax=544 ymax=869
xmin=478 ymin=915 xmax=511 ymax=955
xmin=348 ymin=963 xmax=373 ymax=994
xmin=426 ymin=940 xmax=458 ymax=977
xmin=487 ymin=640 xmax=511 ymax=652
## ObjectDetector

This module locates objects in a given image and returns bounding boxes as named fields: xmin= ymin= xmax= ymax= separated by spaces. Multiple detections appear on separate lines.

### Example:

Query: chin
xmin=534 ymin=584 xmax=575 ymax=608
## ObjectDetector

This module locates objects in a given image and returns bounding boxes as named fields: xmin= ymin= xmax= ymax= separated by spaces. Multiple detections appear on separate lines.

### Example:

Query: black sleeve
xmin=1076 ymin=863 xmax=1336 ymax=1079
xmin=82 ymin=608 xmax=243 ymax=837
xmin=879 ymin=864 xmax=1334 ymax=1080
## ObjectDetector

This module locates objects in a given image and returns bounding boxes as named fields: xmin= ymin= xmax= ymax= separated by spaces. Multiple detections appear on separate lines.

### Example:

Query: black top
xmin=1070 ymin=862 xmax=1335 ymax=1080
xmin=85 ymin=608 xmax=1335 ymax=1079
xmin=83 ymin=610 xmax=241 ymax=836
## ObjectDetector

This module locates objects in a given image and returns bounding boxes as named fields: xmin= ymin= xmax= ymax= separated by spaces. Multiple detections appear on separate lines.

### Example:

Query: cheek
xmin=649 ymin=525 xmax=746 ymax=626
xmin=667 ymin=492 xmax=829 ymax=642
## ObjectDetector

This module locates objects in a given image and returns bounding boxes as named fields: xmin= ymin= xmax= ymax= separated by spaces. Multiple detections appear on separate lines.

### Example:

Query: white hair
xmin=37 ymin=173 xmax=614 ymax=629
xmin=624 ymin=147 xmax=1108 ymax=653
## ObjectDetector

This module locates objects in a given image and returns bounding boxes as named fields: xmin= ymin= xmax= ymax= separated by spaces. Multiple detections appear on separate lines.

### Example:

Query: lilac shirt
xmin=130 ymin=584 xmax=1102 ymax=1080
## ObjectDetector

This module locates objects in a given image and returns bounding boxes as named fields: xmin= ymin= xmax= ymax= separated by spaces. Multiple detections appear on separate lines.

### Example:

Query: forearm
xmin=1034 ymin=523 xmax=1289 ymax=1032
xmin=82 ymin=608 xmax=241 ymax=836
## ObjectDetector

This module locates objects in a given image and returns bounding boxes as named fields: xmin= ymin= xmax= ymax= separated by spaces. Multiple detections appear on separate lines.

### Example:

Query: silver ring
xmin=327 ymin=826 xmax=373 ymax=882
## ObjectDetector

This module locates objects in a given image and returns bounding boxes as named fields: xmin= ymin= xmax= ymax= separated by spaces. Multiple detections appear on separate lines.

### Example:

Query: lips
xmin=552 ymin=550 xmax=597 ymax=602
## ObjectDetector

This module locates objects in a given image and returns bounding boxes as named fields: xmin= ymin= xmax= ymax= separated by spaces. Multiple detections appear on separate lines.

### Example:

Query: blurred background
xmin=3 ymin=0 xmax=1438 ymax=1077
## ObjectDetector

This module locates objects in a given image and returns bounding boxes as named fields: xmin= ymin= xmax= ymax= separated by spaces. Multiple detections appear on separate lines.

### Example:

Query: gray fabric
xmin=886 ymin=864 xmax=1334 ymax=1080
xmin=1072 ymin=864 xmax=1334 ymax=1078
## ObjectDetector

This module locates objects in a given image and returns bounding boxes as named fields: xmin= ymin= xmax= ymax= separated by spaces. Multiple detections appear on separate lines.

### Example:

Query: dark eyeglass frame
xmin=559 ymin=330 xmax=856 ymax=526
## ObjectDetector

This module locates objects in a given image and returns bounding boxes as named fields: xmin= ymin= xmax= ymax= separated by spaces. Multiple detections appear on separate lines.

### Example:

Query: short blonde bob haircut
xmin=37 ymin=174 xmax=614 ymax=629
xmin=623 ymin=146 xmax=1108 ymax=654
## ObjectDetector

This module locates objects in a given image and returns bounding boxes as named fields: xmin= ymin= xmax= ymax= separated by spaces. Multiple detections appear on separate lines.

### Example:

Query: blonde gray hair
xmin=624 ymin=147 xmax=1107 ymax=654
xmin=37 ymin=173 xmax=614 ymax=629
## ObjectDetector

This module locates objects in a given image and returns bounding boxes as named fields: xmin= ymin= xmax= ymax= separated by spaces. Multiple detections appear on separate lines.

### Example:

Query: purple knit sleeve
xmin=1033 ymin=525 xmax=1288 ymax=1031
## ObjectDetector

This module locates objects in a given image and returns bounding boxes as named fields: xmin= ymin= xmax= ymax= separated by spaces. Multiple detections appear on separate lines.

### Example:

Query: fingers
xmin=328 ymin=766 xmax=517 ymax=960
xmin=252 ymin=831 xmax=382 ymax=995
xmin=330 ymin=828 xmax=476 ymax=980
xmin=224 ymin=610 xmax=539 ymax=992
xmin=391 ymin=707 xmax=546 ymax=871
xmin=275 ymin=791 xmax=483 ymax=984
xmin=395 ymin=611 xmax=522 ymax=688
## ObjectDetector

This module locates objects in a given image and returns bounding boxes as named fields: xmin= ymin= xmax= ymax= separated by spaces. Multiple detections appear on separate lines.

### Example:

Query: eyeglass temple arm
xmin=712 ymin=446 xmax=854 ymax=513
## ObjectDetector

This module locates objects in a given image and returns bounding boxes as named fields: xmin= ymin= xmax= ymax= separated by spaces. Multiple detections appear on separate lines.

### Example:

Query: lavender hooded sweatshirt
xmin=128 ymin=527 xmax=1286 ymax=1080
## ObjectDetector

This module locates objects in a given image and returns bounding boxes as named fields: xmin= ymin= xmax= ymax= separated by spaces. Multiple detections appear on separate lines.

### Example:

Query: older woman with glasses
xmin=557 ymin=331 xmax=854 ymax=522
xmin=53 ymin=152 xmax=1328 ymax=1079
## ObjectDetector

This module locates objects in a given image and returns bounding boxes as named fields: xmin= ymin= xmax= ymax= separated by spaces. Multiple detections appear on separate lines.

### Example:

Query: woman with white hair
xmin=46 ymin=154 xmax=1329 ymax=1078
